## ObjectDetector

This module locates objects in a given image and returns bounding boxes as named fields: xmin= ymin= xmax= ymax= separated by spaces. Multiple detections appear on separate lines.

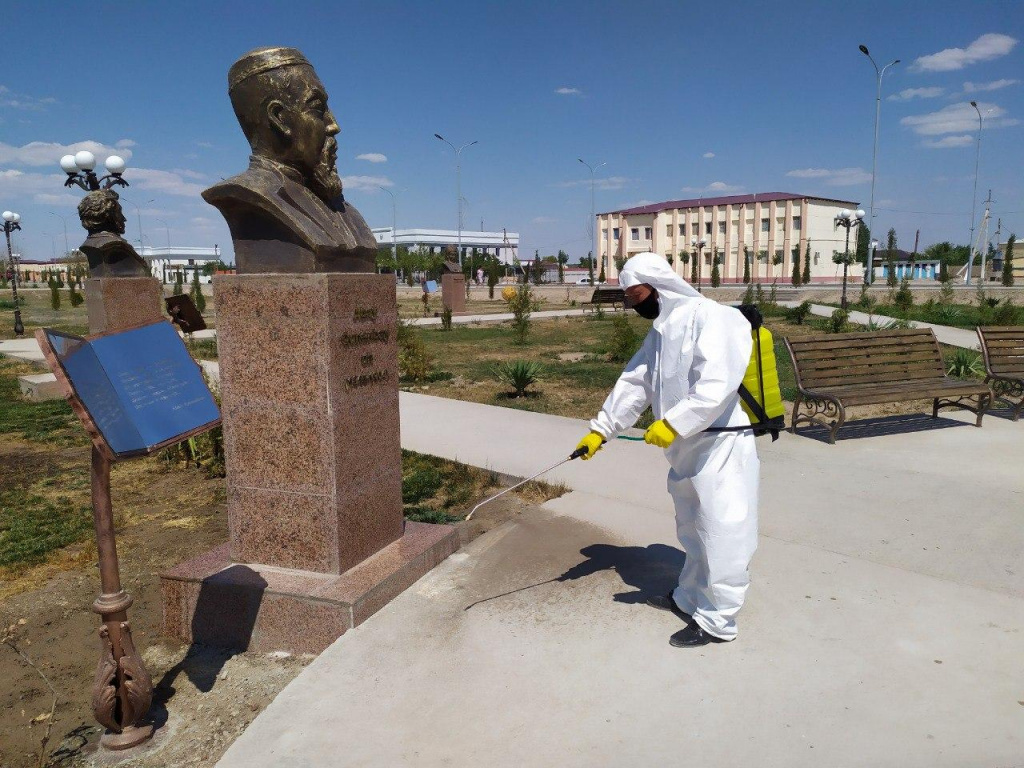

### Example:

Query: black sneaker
xmin=669 ymin=623 xmax=728 ymax=648
xmin=646 ymin=593 xmax=691 ymax=622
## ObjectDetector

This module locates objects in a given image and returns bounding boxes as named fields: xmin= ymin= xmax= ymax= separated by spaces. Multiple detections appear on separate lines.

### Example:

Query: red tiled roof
xmin=601 ymin=192 xmax=860 ymax=216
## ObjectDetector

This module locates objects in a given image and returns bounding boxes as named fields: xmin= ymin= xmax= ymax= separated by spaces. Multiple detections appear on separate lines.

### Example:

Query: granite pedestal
xmin=160 ymin=273 xmax=458 ymax=654
xmin=86 ymin=276 xmax=163 ymax=334
xmin=441 ymin=273 xmax=466 ymax=314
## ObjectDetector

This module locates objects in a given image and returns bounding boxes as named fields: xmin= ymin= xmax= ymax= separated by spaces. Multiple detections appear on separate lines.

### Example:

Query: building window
xmin=666 ymin=225 xmax=673 ymax=238
xmin=705 ymin=254 xmax=712 ymax=266
xmin=814 ymin=251 xmax=820 ymax=265
xmin=631 ymin=228 xmax=639 ymax=241
xmin=761 ymin=218 xmax=770 ymax=232
xmin=613 ymin=227 xmax=620 ymax=240
xmin=644 ymin=227 xmax=652 ymax=240
xmin=602 ymin=228 xmax=608 ymax=240
xmin=704 ymin=222 xmax=712 ymax=235
xmin=692 ymin=223 xmax=699 ymax=236
xmin=678 ymin=224 xmax=685 ymax=236
xmin=792 ymin=216 xmax=801 ymax=231
xmin=718 ymin=221 xmax=726 ymax=235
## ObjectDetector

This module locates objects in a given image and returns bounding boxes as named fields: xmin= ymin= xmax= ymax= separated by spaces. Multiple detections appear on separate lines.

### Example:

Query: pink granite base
xmin=160 ymin=521 xmax=458 ymax=655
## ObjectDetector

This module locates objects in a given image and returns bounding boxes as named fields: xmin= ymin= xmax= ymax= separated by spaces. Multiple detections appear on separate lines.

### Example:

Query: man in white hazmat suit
xmin=574 ymin=252 xmax=760 ymax=648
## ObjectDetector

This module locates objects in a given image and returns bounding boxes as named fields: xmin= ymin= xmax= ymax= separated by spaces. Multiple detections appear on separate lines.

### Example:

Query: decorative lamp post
xmin=61 ymin=151 xmax=130 ymax=192
xmin=965 ymin=100 xmax=985 ymax=285
xmin=859 ymin=44 xmax=899 ymax=286
xmin=3 ymin=211 xmax=24 ymax=335
xmin=50 ymin=211 xmax=71 ymax=258
xmin=834 ymin=208 xmax=865 ymax=309
xmin=434 ymin=134 xmax=477 ymax=269
xmin=691 ymin=237 xmax=707 ymax=292
xmin=578 ymin=158 xmax=606 ymax=278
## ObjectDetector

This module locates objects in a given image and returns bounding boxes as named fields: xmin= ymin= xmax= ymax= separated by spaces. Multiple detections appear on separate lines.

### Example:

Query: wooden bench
xmin=785 ymin=328 xmax=992 ymax=443
xmin=977 ymin=326 xmax=1024 ymax=421
xmin=582 ymin=287 xmax=626 ymax=311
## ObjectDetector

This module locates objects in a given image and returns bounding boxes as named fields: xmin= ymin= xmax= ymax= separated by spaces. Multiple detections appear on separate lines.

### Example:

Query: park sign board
xmin=37 ymin=321 xmax=221 ymax=460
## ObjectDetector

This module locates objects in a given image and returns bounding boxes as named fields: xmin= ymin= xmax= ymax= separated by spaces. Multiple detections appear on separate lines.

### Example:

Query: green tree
xmin=597 ymin=260 xmax=606 ymax=284
xmin=710 ymin=250 xmax=721 ymax=288
xmin=1002 ymin=234 xmax=1016 ymax=286
xmin=557 ymin=250 xmax=569 ymax=283
xmin=587 ymin=251 xmax=595 ymax=284
xmin=938 ymin=258 xmax=949 ymax=283
xmin=771 ymin=251 xmax=783 ymax=282
xmin=174 ymin=271 xmax=184 ymax=295
xmin=487 ymin=262 xmax=500 ymax=299
xmin=802 ymin=241 xmax=811 ymax=285
xmin=191 ymin=269 xmax=207 ymax=313
xmin=49 ymin=278 xmax=61 ymax=311
xmin=885 ymin=228 xmax=898 ymax=288
xmin=791 ymin=246 xmax=801 ymax=286
xmin=67 ymin=280 xmax=84 ymax=307
xmin=531 ymin=253 xmax=543 ymax=285
xmin=741 ymin=247 xmax=750 ymax=284
xmin=856 ymin=225 xmax=870 ymax=265
xmin=690 ymin=251 xmax=698 ymax=283
xmin=508 ymin=284 xmax=534 ymax=344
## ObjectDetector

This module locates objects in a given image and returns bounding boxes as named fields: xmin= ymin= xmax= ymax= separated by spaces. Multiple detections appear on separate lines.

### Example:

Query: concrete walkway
xmin=217 ymin=394 xmax=1023 ymax=768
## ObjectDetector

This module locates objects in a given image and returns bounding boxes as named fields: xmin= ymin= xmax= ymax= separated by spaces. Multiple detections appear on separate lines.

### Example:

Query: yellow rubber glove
xmin=644 ymin=419 xmax=678 ymax=448
xmin=575 ymin=431 xmax=605 ymax=460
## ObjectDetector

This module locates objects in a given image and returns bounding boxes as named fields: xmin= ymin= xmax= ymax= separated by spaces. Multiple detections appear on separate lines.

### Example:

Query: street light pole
xmin=157 ymin=219 xmax=171 ymax=250
xmin=3 ymin=212 xmax=25 ymax=335
xmin=834 ymin=209 xmax=865 ymax=309
xmin=578 ymin=158 xmax=606 ymax=277
xmin=379 ymin=186 xmax=397 ymax=276
xmin=434 ymin=134 xmax=477 ymax=269
xmin=691 ymin=237 xmax=707 ymax=293
xmin=118 ymin=195 xmax=154 ymax=252
xmin=966 ymin=100 xmax=984 ymax=285
xmin=49 ymin=211 xmax=70 ymax=258
xmin=859 ymin=44 xmax=900 ymax=286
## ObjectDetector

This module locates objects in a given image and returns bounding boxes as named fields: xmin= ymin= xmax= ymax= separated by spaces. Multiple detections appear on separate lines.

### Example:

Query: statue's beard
xmin=309 ymin=138 xmax=342 ymax=202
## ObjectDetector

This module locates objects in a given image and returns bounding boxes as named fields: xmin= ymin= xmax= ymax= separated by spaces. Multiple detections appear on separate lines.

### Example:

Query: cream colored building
xmin=598 ymin=192 xmax=861 ymax=284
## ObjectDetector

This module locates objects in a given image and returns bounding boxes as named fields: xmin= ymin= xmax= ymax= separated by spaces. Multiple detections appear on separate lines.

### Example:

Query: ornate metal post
xmin=3 ymin=211 xmax=25 ymax=335
xmin=89 ymin=447 xmax=154 ymax=749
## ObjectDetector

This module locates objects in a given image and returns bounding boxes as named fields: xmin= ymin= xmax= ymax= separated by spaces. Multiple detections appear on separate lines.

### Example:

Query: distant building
xmin=597 ymin=192 xmax=863 ymax=284
xmin=872 ymin=249 xmax=940 ymax=281
xmin=139 ymin=245 xmax=224 ymax=284
xmin=372 ymin=228 xmax=519 ymax=264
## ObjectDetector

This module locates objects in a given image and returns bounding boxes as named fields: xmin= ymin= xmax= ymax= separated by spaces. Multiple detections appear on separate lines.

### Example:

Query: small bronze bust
xmin=77 ymin=190 xmax=150 ymax=278
xmin=202 ymin=47 xmax=377 ymax=274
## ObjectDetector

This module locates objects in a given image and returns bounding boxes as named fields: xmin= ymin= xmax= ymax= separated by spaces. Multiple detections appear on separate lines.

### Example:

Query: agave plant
xmin=946 ymin=348 xmax=984 ymax=379
xmin=494 ymin=360 xmax=542 ymax=397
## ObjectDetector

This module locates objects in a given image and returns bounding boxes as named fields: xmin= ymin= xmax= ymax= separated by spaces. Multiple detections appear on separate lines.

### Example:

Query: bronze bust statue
xmin=77 ymin=190 xmax=151 ymax=278
xmin=202 ymin=47 xmax=377 ymax=274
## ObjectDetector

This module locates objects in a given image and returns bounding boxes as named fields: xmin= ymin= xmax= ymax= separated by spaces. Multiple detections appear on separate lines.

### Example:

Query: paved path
xmin=218 ymin=393 xmax=1023 ymax=768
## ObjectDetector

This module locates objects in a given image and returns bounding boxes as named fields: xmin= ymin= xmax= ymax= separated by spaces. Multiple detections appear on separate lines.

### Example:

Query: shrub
xmin=857 ymin=284 xmax=876 ymax=310
xmin=507 ymin=284 xmax=534 ymax=344
xmin=827 ymin=308 xmax=850 ymax=334
xmin=397 ymin=319 xmax=434 ymax=382
xmin=608 ymin=314 xmax=641 ymax=362
xmin=946 ymin=348 xmax=983 ymax=379
xmin=494 ymin=360 xmax=542 ymax=397
xmin=488 ymin=264 xmax=499 ymax=298
xmin=191 ymin=270 xmax=207 ymax=313
xmin=501 ymin=286 xmax=517 ymax=303
xmin=67 ymin=281 xmax=84 ymax=307
xmin=938 ymin=281 xmax=954 ymax=304
xmin=403 ymin=465 xmax=444 ymax=504
xmin=893 ymin=281 xmax=914 ymax=313
xmin=49 ymin=279 xmax=61 ymax=311
xmin=741 ymin=283 xmax=754 ymax=305
xmin=786 ymin=301 xmax=812 ymax=325
xmin=440 ymin=305 xmax=453 ymax=331
xmin=993 ymin=299 xmax=1020 ymax=325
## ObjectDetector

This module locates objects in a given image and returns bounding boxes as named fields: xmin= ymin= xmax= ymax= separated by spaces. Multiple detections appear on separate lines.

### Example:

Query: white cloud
xmin=618 ymin=199 xmax=654 ymax=209
xmin=0 ymin=169 xmax=80 ymax=205
xmin=785 ymin=167 xmax=871 ymax=186
xmin=679 ymin=181 xmax=744 ymax=194
xmin=191 ymin=217 xmax=218 ymax=227
xmin=532 ymin=216 xmax=557 ymax=224
xmin=342 ymin=175 xmax=393 ymax=191
xmin=355 ymin=152 xmax=388 ymax=163
xmin=115 ymin=139 xmax=137 ymax=149
xmin=923 ymin=135 xmax=974 ymax=149
xmin=128 ymin=167 xmax=206 ymax=196
xmin=702 ymin=152 xmax=715 ymax=159
xmin=911 ymin=33 xmax=1018 ymax=72
xmin=0 ymin=140 xmax=134 ymax=167
xmin=963 ymin=78 xmax=1019 ymax=93
xmin=900 ymin=101 xmax=1018 ymax=135
xmin=0 ymin=86 xmax=56 ymax=111
xmin=32 ymin=192 xmax=79 ymax=206
xmin=555 ymin=87 xmax=582 ymax=96
xmin=169 ymin=168 xmax=208 ymax=180
xmin=196 ymin=141 xmax=214 ymax=149
xmin=554 ymin=176 xmax=635 ymax=191
xmin=888 ymin=87 xmax=945 ymax=101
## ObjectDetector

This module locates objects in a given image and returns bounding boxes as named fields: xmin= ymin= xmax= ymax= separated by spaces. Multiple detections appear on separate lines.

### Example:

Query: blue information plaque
xmin=38 ymin=321 xmax=221 ymax=460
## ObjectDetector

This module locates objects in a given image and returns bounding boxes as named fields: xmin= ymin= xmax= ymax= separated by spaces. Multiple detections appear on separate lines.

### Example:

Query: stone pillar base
xmin=441 ymin=273 xmax=466 ymax=313
xmin=85 ymin=277 xmax=163 ymax=334
xmin=160 ymin=521 xmax=458 ymax=655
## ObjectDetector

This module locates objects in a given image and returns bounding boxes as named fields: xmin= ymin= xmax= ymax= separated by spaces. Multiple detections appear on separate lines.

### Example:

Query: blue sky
xmin=1 ymin=0 xmax=1021 ymax=263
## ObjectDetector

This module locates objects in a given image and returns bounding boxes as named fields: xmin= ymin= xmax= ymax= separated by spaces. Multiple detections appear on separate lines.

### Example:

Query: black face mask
xmin=632 ymin=291 xmax=660 ymax=319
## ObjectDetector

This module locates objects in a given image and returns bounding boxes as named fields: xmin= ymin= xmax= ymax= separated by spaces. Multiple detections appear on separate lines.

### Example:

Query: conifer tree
xmin=791 ymin=246 xmax=801 ymax=286
xmin=802 ymin=241 xmax=811 ymax=285
xmin=1002 ymin=234 xmax=1016 ymax=287
xmin=191 ymin=269 xmax=207 ymax=313
xmin=885 ymin=228 xmax=898 ymax=288
xmin=742 ymin=247 xmax=750 ymax=284
xmin=710 ymin=250 xmax=721 ymax=288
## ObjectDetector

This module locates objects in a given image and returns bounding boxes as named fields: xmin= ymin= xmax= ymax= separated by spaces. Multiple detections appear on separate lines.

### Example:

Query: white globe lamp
xmin=74 ymin=150 xmax=96 ymax=171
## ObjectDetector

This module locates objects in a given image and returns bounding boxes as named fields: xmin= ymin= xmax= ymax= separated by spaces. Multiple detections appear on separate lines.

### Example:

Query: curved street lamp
xmin=60 ymin=150 xmax=129 ymax=192
xmin=434 ymin=133 xmax=477 ymax=269
xmin=3 ymin=210 xmax=24 ymax=335
xmin=859 ymin=44 xmax=899 ymax=286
